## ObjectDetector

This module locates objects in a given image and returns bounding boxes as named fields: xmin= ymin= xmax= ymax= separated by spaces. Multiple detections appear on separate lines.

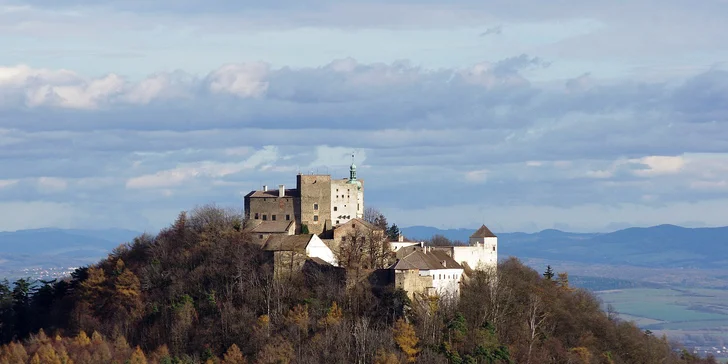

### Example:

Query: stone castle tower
xmin=244 ymin=158 xmax=364 ymax=236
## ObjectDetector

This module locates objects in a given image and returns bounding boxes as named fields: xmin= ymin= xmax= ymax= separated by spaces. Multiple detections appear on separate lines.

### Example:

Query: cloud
xmin=1 ymin=56 xmax=728 ymax=231
xmin=631 ymin=156 xmax=685 ymax=177
xmin=37 ymin=176 xmax=68 ymax=192
xmin=125 ymin=146 xmax=279 ymax=189
xmin=0 ymin=179 xmax=18 ymax=189
xmin=479 ymin=25 xmax=503 ymax=37
xmin=464 ymin=169 xmax=488 ymax=183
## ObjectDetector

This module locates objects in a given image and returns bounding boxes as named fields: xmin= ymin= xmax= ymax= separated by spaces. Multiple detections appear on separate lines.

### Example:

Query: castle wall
xmin=332 ymin=219 xmax=384 ymax=257
xmin=297 ymin=174 xmax=332 ymax=235
xmin=394 ymin=269 xmax=434 ymax=299
xmin=418 ymin=268 xmax=463 ymax=298
xmin=331 ymin=179 xmax=363 ymax=226
xmin=450 ymin=244 xmax=497 ymax=270
xmin=247 ymin=196 xmax=297 ymax=224
xmin=270 ymin=251 xmax=307 ymax=279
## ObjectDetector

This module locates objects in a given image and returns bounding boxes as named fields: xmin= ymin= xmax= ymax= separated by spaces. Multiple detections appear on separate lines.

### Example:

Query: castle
xmin=244 ymin=161 xmax=364 ymax=241
xmin=244 ymin=160 xmax=498 ymax=298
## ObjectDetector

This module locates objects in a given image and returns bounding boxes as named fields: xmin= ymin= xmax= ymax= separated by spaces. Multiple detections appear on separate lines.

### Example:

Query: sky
xmin=1 ymin=0 xmax=728 ymax=233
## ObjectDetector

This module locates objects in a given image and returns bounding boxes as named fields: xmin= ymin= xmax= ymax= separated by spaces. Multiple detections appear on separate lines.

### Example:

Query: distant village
xmin=244 ymin=160 xmax=498 ymax=299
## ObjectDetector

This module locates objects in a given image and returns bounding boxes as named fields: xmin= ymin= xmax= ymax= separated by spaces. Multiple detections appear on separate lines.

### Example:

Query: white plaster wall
xmin=420 ymin=268 xmax=463 ymax=296
xmin=452 ymin=245 xmax=497 ymax=270
xmin=306 ymin=235 xmax=338 ymax=266
xmin=331 ymin=180 xmax=360 ymax=226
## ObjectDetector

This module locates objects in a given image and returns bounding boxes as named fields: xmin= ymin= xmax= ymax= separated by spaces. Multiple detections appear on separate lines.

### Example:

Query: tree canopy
xmin=0 ymin=205 xmax=716 ymax=364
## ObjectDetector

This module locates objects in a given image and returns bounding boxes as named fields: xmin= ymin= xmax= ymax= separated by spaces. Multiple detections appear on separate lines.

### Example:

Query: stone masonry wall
xmin=297 ymin=174 xmax=332 ymax=235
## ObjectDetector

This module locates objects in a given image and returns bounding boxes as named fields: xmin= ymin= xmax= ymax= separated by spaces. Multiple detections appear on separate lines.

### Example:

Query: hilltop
xmin=0 ymin=207 xmax=717 ymax=363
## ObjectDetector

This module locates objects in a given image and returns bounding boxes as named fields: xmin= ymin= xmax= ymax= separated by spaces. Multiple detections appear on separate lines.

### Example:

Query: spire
xmin=349 ymin=152 xmax=357 ymax=181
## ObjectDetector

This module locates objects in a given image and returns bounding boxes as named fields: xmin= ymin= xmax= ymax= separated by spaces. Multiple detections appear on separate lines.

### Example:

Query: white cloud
xmin=206 ymin=63 xmax=269 ymax=98
xmin=37 ymin=177 xmax=68 ymax=192
xmin=308 ymin=145 xmax=366 ymax=169
xmin=464 ymin=169 xmax=488 ymax=183
xmin=0 ymin=179 xmax=18 ymax=188
xmin=126 ymin=146 xmax=278 ymax=189
xmin=631 ymin=155 xmax=685 ymax=177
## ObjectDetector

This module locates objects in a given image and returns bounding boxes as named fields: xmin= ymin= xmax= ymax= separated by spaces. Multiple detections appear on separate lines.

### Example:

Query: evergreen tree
xmin=386 ymin=224 xmax=401 ymax=241
xmin=543 ymin=265 xmax=555 ymax=280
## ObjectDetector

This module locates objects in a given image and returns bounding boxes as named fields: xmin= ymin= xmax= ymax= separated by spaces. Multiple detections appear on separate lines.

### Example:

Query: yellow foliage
xmin=255 ymin=336 xmax=294 ymax=364
xmin=286 ymin=304 xmax=309 ymax=332
xmin=29 ymin=353 xmax=41 ymax=364
xmin=570 ymin=347 xmax=592 ymax=364
xmin=35 ymin=343 xmax=62 ymax=364
xmin=393 ymin=319 xmax=419 ymax=363
xmin=81 ymin=267 xmax=107 ymax=300
xmin=3 ymin=342 xmax=28 ymax=363
xmin=129 ymin=346 xmax=147 ymax=364
xmin=56 ymin=345 xmax=73 ymax=364
xmin=318 ymin=301 xmax=343 ymax=328
xmin=222 ymin=343 xmax=246 ymax=364
xmin=374 ymin=349 xmax=401 ymax=364
xmin=75 ymin=331 xmax=91 ymax=346
xmin=91 ymin=331 xmax=104 ymax=344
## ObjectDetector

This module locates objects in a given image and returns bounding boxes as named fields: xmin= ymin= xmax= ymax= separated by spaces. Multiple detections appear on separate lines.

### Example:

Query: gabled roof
xmin=251 ymin=221 xmax=294 ymax=233
xmin=263 ymin=234 xmax=314 ymax=251
xmin=470 ymin=224 xmax=497 ymax=238
xmin=390 ymin=249 xmax=463 ymax=270
xmin=338 ymin=217 xmax=379 ymax=231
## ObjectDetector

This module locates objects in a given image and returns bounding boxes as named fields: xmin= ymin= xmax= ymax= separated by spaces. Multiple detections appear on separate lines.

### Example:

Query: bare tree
xmin=526 ymin=293 xmax=549 ymax=364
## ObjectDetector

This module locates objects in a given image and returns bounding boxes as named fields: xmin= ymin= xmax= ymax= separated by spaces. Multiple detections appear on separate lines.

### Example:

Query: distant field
xmin=596 ymin=287 xmax=728 ymax=357
xmin=598 ymin=288 xmax=728 ymax=325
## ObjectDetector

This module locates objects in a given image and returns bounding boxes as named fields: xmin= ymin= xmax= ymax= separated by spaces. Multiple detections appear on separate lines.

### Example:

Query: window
xmin=334 ymin=206 xmax=338 ymax=211
xmin=258 ymin=234 xmax=263 ymax=239
xmin=313 ymin=203 xmax=319 ymax=210
xmin=493 ymin=246 xmax=496 ymax=251
xmin=352 ymin=223 xmax=356 ymax=228
xmin=254 ymin=213 xmax=259 ymax=219
xmin=313 ymin=215 xmax=319 ymax=222
xmin=272 ymin=215 xmax=276 ymax=221
xmin=286 ymin=214 xmax=290 ymax=221
xmin=262 ymin=215 xmax=267 ymax=221
xmin=336 ymin=220 xmax=340 ymax=224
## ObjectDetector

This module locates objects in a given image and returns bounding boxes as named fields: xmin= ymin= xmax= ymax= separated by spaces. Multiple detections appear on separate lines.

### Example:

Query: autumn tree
xmin=222 ymin=343 xmax=246 ymax=364
xmin=393 ymin=319 xmax=419 ymax=362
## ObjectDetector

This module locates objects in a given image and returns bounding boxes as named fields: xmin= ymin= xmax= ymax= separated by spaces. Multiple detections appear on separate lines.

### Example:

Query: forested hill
xmin=0 ymin=207 xmax=718 ymax=363
xmin=402 ymin=224 xmax=728 ymax=268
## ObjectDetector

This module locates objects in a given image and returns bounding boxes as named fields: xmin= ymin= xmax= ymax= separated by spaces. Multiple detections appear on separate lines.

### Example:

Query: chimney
xmin=263 ymin=185 xmax=268 ymax=192
xmin=279 ymin=184 xmax=285 ymax=197
xmin=398 ymin=234 xmax=404 ymax=242
xmin=441 ymin=260 xmax=447 ymax=268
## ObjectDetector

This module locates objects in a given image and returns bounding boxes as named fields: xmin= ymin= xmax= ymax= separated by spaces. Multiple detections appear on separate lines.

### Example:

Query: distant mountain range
xmin=0 ymin=228 xmax=142 ymax=278
xmin=401 ymin=224 xmax=728 ymax=269
xmin=2 ymin=224 xmax=728 ymax=280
